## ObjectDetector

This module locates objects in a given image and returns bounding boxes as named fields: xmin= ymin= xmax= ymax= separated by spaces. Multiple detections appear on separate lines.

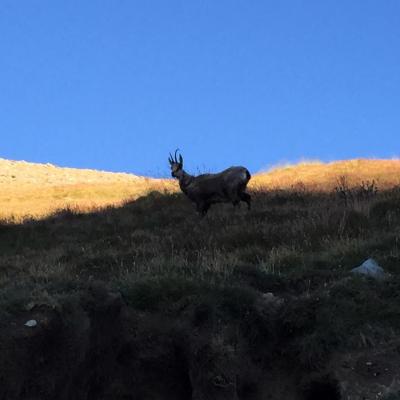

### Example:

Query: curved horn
xmin=174 ymin=149 xmax=180 ymax=163
xmin=168 ymin=152 xmax=174 ymax=164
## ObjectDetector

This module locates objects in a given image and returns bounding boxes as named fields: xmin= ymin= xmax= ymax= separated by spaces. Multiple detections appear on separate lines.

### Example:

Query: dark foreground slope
xmin=1 ymin=185 xmax=400 ymax=399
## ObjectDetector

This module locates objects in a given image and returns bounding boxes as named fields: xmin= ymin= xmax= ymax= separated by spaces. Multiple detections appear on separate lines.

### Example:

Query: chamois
xmin=168 ymin=150 xmax=251 ymax=216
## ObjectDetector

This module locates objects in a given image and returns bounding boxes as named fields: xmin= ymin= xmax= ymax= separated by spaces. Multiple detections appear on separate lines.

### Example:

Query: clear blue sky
xmin=1 ymin=1 xmax=399 ymax=176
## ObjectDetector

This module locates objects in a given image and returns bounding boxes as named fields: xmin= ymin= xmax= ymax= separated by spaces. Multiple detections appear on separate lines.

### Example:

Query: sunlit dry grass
xmin=252 ymin=158 xmax=400 ymax=190
xmin=0 ymin=158 xmax=177 ymax=221
xmin=1 ymin=158 xmax=400 ymax=221
xmin=0 ymin=181 xmax=177 ymax=222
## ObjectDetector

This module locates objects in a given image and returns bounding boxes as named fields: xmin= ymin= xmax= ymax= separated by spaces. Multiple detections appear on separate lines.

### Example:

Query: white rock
xmin=351 ymin=258 xmax=387 ymax=280
xmin=261 ymin=292 xmax=284 ymax=307
xmin=24 ymin=319 xmax=37 ymax=327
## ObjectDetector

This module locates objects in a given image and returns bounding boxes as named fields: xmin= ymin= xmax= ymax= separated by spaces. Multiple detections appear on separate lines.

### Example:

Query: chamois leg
xmin=196 ymin=201 xmax=210 ymax=217
xmin=239 ymin=192 xmax=251 ymax=210
xmin=227 ymin=188 xmax=241 ymax=208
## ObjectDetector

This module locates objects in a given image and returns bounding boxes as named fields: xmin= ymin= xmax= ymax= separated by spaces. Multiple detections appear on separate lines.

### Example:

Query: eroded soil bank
xmin=1 ymin=286 xmax=399 ymax=400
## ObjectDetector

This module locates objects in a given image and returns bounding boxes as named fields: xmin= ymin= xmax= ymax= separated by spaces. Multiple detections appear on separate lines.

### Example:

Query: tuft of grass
xmin=279 ymin=274 xmax=400 ymax=368
xmin=119 ymin=277 xmax=202 ymax=311
xmin=383 ymin=393 xmax=400 ymax=400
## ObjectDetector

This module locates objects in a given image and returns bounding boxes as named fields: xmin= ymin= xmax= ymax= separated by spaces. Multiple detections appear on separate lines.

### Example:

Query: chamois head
xmin=168 ymin=149 xmax=184 ymax=178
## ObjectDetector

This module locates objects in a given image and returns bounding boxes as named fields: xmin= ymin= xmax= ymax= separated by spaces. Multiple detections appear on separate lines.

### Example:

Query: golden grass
xmin=1 ymin=157 xmax=400 ymax=221
xmin=252 ymin=158 xmax=400 ymax=190
xmin=0 ymin=181 xmax=177 ymax=221
xmin=0 ymin=158 xmax=177 ymax=221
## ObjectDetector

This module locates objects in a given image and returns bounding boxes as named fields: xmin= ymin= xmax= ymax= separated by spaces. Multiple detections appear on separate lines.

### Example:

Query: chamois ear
xmin=179 ymin=154 xmax=183 ymax=166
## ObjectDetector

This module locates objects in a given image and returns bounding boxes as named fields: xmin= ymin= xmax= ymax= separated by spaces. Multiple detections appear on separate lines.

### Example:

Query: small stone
xmin=351 ymin=258 xmax=387 ymax=280
xmin=261 ymin=292 xmax=284 ymax=307
xmin=24 ymin=320 xmax=37 ymax=328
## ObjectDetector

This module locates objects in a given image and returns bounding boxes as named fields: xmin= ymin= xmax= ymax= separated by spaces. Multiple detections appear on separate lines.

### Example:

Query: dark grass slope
xmin=1 ymin=184 xmax=400 ymax=398
xmin=2 ymin=184 xmax=400 ymax=351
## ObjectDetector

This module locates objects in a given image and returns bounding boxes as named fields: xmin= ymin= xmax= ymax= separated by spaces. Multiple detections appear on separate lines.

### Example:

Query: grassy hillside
xmin=252 ymin=158 xmax=400 ymax=190
xmin=1 ymin=158 xmax=400 ymax=399
xmin=1 ymin=157 xmax=400 ymax=221
xmin=0 ymin=158 xmax=176 ymax=221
